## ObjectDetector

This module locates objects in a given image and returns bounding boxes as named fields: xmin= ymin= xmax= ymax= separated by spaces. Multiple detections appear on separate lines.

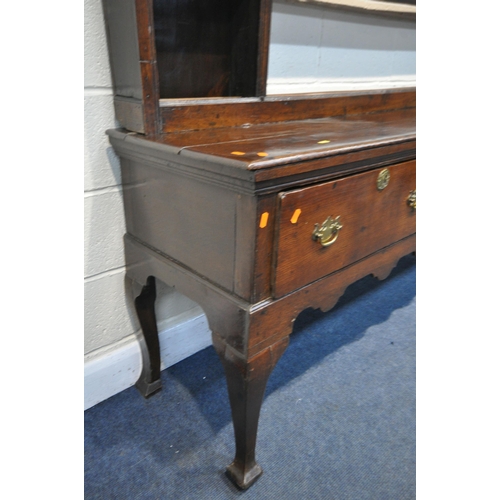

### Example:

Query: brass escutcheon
xmin=312 ymin=215 xmax=343 ymax=247
xmin=377 ymin=169 xmax=390 ymax=190
xmin=407 ymin=190 xmax=416 ymax=209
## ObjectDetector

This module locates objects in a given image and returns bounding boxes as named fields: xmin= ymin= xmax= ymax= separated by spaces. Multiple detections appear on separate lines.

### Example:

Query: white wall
xmin=268 ymin=0 xmax=415 ymax=93
xmin=84 ymin=0 xmax=211 ymax=410
xmin=84 ymin=0 xmax=416 ymax=410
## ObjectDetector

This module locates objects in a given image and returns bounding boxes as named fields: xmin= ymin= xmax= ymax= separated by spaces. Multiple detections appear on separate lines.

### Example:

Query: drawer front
xmin=273 ymin=160 xmax=416 ymax=298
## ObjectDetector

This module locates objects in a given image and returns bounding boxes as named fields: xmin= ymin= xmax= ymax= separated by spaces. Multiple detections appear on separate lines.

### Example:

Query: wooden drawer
xmin=273 ymin=160 xmax=416 ymax=298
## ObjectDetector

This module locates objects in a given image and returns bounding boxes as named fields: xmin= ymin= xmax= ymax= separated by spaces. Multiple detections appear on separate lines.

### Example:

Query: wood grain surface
xmin=273 ymin=160 xmax=416 ymax=297
xmin=176 ymin=110 xmax=415 ymax=170
xmin=160 ymin=88 xmax=415 ymax=132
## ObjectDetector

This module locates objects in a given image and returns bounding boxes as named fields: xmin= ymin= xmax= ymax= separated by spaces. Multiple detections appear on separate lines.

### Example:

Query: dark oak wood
xmin=152 ymin=0 xmax=270 ymax=99
xmin=102 ymin=0 xmax=161 ymax=136
xmin=102 ymin=0 xmax=416 ymax=489
xmin=154 ymin=107 xmax=415 ymax=149
xmin=274 ymin=160 xmax=416 ymax=297
xmin=122 ymin=228 xmax=416 ymax=487
xmin=123 ymin=231 xmax=415 ymax=360
xmin=160 ymin=88 xmax=415 ymax=132
xmin=252 ymin=194 xmax=277 ymax=302
xmin=103 ymin=0 xmax=273 ymax=134
xmin=213 ymin=332 xmax=289 ymax=489
xmin=161 ymin=108 xmax=416 ymax=163
xmin=247 ymin=234 xmax=416 ymax=357
xmin=136 ymin=0 xmax=161 ymax=136
xmin=111 ymin=110 xmax=416 ymax=487
xmin=102 ymin=0 xmax=415 ymax=135
xmin=255 ymin=0 xmax=272 ymax=96
xmin=119 ymin=155 xmax=241 ymax=295
xmin=108 ymin=109 xmax=415 ymax=301
xmin=134 ymin=276 xmax=162 ymax=397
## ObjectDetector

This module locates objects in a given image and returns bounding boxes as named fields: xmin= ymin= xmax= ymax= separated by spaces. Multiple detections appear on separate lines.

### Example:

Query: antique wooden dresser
xmin=102 ymin=0 xmax=416 ymax=489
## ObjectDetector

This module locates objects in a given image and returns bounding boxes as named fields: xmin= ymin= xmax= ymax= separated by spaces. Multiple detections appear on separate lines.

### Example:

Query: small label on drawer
xmin=259 ymin=212 xmax=269 ymax=228
xmin=290 ymin=209 xmax=302 ymax=224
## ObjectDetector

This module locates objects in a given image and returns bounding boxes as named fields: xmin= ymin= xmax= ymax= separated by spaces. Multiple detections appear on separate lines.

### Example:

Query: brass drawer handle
xmin=312 ymin=215 xmax=343 ymax=247
xmin=407 ymin=190 xmax=416 ymax=209
xmin=377 ymin=169 xmax=390 ymax=190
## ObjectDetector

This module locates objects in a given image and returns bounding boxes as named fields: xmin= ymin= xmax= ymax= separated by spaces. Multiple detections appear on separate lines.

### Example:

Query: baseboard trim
xmin=84 ymin=310 xmax=212 ymax=410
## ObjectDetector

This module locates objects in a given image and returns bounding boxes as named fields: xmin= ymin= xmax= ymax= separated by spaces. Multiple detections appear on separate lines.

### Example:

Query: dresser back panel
xmin=153 ymin=0 xmax=267 ymax=99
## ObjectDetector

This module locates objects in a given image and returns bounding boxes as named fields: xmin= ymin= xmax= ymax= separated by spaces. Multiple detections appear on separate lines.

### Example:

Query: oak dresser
xmin=102 ymin=0 xmax=416 ymax=489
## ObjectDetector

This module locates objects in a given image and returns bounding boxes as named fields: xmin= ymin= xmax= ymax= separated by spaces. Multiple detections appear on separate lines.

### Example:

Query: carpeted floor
xmin=85 ymin=254 xmax=416 ymax=499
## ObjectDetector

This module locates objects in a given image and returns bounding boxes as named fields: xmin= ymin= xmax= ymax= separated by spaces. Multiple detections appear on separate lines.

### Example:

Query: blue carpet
xmin=85 ymin=254 xmax=416 ymax=499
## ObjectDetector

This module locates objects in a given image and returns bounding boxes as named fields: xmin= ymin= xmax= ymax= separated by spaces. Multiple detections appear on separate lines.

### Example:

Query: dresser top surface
xmin=155 ymin=108 xmax=415 ymax=170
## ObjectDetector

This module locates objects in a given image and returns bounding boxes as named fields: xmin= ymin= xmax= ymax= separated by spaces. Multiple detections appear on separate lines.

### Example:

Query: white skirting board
xmin=84 ymin=309 xmax=212 ymax=410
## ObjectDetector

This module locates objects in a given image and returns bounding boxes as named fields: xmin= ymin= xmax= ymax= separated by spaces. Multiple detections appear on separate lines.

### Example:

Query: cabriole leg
xmin=213 ymin=333 xmax=289 ymax=489
xmin=134 ymin=276 xmax=162 ymax=398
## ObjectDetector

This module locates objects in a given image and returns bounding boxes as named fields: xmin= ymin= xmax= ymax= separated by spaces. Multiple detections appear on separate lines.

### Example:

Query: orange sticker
xmin=259 ymin=212 xmax=269 ymax=228
xmin=317 ymin=140 xmax=330 ymax=144
xmin=231 ymin=151 xmax=246 ymax=156
xmin=257 ymin=152 xmax=268 ymax=157
xmin=290 ymin=209 xmax=301 ymax=224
